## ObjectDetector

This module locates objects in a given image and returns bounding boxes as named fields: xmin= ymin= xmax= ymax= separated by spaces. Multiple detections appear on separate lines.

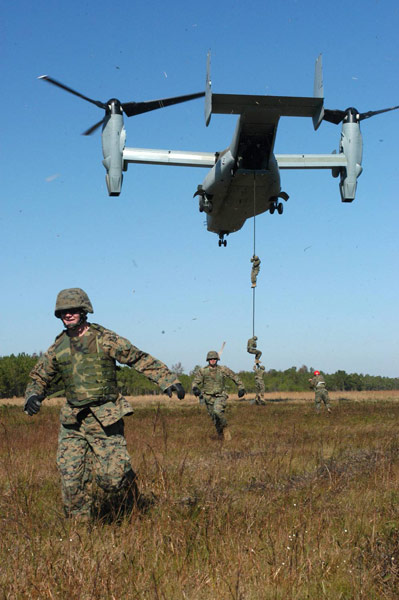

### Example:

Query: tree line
xmin=0 ymin=354 xmax=398 ymax=398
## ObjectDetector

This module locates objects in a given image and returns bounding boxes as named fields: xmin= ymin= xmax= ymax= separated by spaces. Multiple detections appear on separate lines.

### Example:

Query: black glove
xmin=164 ymin=383 xmax=185 ymax=399
xmin=192 ymin=386 xmax=201 ymax=397
xmin=238 ymin=388 xmax=246 ymax=398
xmin=24 ymin=394 xmax=42 ymax=416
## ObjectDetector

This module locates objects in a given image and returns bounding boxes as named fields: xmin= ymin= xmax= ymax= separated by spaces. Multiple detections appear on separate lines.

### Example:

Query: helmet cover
xmin=55 ymin=288 xmax=94 ymax=317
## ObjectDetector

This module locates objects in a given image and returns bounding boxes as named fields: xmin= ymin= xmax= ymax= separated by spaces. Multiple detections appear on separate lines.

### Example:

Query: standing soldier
xmin=192 ymin=350 xmax=246 ymax=440
xmin=309 ymin=370 xmax=331 ymax=413
xmin=252 ymin=364 xmax=266 ymax=405
xmin=23 ymin=288 xmax=185 ymax=522
xmin=250 ymin=255 xmax=261 ymax=288
xmin=247 ymin=336 xmax=262 ymax=363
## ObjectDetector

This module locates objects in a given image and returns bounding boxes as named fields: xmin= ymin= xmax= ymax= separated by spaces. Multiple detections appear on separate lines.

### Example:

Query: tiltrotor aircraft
xmin=39 ymin=54 xmax=398 ymax=246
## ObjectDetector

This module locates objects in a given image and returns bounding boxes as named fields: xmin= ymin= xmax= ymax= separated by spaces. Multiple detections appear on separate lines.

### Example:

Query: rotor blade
xmin=322 ymin=109 xmax=346 ymax=124
xmin=359 ymin=105 xmax=399 ymax=121
xmin=82 ymin=119 xmax=104 ymax=136
xmin=122 ymin=91 xmax=205 ymax=117
xmin=38 ymin=75 xmax=107 ymax=110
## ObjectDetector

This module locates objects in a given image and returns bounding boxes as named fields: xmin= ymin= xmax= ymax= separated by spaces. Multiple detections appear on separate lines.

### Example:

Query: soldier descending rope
xmin=247 ymin=336 xmax=262 ymax=363
xmin=250 ymin=255 xmax=261 ymax=288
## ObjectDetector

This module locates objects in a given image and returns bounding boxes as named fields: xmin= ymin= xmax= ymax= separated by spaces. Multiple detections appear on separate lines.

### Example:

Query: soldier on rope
xmin=250 ymin=255 xmax=261 ymax=288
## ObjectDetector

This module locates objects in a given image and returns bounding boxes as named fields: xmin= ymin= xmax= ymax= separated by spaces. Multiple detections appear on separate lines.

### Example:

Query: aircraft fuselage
xmin=198 ymin=113 xmax=284 ymax=235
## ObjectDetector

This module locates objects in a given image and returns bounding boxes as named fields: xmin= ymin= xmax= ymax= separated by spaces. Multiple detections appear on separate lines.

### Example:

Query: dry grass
xmin=1 ymin=393 xmax=399 ymax=598
xmin=4 ymin=389 xmax=399 ymax=407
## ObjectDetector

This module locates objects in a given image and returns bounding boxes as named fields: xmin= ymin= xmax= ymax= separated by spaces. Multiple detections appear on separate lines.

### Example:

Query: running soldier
xmin=192 ymin=351 xmax=245 ymax=440
xmin=24 ymin=288 xmax=185 ymax=522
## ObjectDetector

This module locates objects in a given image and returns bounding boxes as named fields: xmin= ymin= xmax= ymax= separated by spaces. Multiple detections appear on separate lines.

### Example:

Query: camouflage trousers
xmin=203 ymin=393 xmax=228 ymax=435
xmin=314 ymin=388 xmax=331 ymax=412
xmin=247 ymin=348 xmax=262 ymax=361
xmin=56 ymin=409 xmax=137 ymax=519
xmin=251 ymin=267 xmax=260 ymax=286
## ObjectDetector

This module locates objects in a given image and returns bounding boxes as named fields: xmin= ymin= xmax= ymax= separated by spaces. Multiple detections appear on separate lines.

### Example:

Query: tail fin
xmin=313 ymin=54 xmax=325 ymax=130
xmin=205 ymin=51 xmax=212 ymax=126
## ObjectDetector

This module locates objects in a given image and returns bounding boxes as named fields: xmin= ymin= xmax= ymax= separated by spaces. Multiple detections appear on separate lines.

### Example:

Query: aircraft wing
xmin=276 ymin=154 xmax=347 ymax=169
xmin=123 ymin=148 xmax=348 ymax=170
xmin=123 ymin=147 xmax=217 ymax=168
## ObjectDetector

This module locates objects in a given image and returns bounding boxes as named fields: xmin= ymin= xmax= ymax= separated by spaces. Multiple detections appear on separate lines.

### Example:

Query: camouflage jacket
xmin=192 ymin=364 xmax=243 ymax=396
xmin=25 ymin=322 xmax=179 ymax=407
xmin=309 ymin=374 xmax=326 ymax=390
xmin=247 ymin=337 xmax=258 ymax=352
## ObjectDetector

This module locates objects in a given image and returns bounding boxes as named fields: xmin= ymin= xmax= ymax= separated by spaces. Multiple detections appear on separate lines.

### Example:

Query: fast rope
xmin=247 ymin=173 xmax=263 ymax=367
xmin=252 ymin=172 xmax=256 ymax=337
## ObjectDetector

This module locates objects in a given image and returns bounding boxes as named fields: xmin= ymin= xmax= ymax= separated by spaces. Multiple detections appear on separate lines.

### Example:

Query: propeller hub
xmin=344 ymin=107 xmax=360 ymax=122
xmin=106 ymin=99 xmax=123 ymax=115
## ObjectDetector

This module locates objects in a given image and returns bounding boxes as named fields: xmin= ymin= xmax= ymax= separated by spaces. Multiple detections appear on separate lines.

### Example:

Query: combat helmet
xmin=206 ymin=350 xmax=219 ymax=361
xmin=55 ymin=288 xmax=94 ymax=318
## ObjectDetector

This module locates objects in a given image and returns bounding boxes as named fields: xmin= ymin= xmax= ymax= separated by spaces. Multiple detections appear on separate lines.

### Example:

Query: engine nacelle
xmin=101 ymin=112 xmax=126 ymax=196
xmin=338 ymin=119 xmax=363 ymax=202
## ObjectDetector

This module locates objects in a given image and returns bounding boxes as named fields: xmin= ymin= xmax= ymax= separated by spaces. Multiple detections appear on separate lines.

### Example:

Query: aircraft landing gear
xmin=199 ymin=196 xmax=213 ymax=213
xmin=194 ymin=186 xmax=213 ymax=213
xmin=218 ymin=233 xmax=227 ymax=247
xmin=269 ymin=199 xmax=284 ymax=215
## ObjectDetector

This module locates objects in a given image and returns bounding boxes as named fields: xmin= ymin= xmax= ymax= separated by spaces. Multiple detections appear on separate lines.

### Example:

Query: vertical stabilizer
xmin=312 ymin=54 xmax=325 ymax=130
xmin=205 ymin=51 xmax=212 ymax=126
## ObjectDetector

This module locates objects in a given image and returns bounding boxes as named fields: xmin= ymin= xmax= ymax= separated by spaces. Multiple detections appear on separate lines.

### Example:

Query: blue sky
xmin=2 ymin=0 xmax=398 ymax=377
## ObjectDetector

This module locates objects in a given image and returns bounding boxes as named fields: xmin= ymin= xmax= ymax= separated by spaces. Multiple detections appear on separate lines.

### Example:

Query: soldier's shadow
xmin=92 ymin=490 xmax=157 ymax=525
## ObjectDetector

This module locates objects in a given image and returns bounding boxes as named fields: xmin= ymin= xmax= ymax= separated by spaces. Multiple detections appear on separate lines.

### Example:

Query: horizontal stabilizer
xmin=205 ymin=52 xmax=325 ymax=127
xmin=210 ymin=93 xmax=323 ymax=120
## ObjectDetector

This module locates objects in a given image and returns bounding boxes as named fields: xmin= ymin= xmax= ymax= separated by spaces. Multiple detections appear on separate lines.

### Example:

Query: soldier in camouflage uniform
xmin=191 ymin=350 xmax=245 ymax=440
xmin=252 ymin=364 xmax=266 ymax=405
xmin=309 ymin=370 xmax=331 ymax=413
xmin=247 ymin=336 xmax=262 ymax=363
xmin=250 ymin=255 xmax=261 ymax=288
xmin=24 ymin=288 xmax=185 ymax=521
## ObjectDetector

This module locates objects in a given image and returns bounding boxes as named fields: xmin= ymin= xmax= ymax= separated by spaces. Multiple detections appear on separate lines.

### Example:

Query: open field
xmin=1 ymin=393 xmax=399 ymax=598
xmin=3 ymin=389 xmax=399 ymax=407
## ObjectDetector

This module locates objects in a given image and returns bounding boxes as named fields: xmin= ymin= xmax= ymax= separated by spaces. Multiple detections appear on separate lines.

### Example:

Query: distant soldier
xmin=309 ymin=370 xmax=331 ymax=413
xmin=23 ymin=288 xmax=185 ymax=522
xmin=192 ymin=350 xmax=245 ymax=440
xmin=250 ymin=255 xmax=261 ymax=288
xmin=252 ymin=364 xmax=266 ymax=405
xmin=247 ymin=336 xmax=262 ymax=363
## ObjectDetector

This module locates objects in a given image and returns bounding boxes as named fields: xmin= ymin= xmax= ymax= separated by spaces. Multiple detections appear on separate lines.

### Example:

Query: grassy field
xmin=1 ymin=392 xmax=399 ymax=598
